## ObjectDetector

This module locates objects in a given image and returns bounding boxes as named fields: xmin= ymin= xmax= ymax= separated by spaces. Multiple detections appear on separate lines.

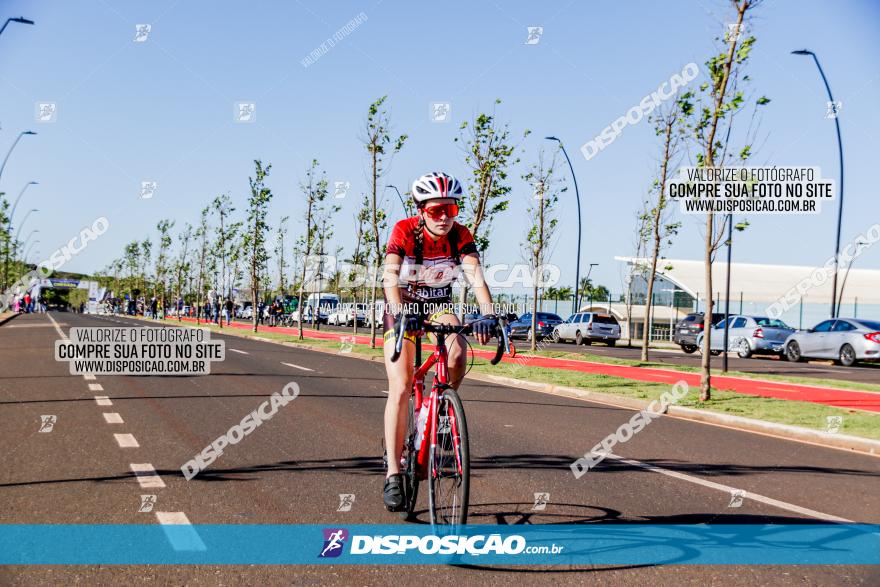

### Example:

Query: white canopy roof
xmin=616 ymin=257 xmax=880 ymax=304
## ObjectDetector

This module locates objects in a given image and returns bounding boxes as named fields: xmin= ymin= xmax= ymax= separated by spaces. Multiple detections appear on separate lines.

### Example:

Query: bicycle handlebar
xmin=389 ymin=314 xmax=514 ymax=366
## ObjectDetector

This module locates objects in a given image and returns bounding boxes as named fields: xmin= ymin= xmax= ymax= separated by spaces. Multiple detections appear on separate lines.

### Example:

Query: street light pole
xmin=722 ymin=214 xmax=733 ymax=373
xmin=792 ymin=49 xmax=844 ymax=318
xmin=0 ymin=17 xmax=35 ymax=38
xmin=837 ymin=241 xmax=866 ymax=315
xmin=385 ymin=185 xmax=411 ymax=216
xmin=0 ymin=131 xmax=37 ymax=184
xmin=4 ymin=181 xmax=38 ymax=290
xmin=545 ymin=137 xmax=583 ymax=315
xmin=22 ymin=240 xmax=39 ymax=264
xmin=13 ymin=209 xmax=38 ymax=246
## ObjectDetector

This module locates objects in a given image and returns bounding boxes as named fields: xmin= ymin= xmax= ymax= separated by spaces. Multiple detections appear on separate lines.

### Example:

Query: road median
xmin=119 ymin=314 xmax=880 ymax=454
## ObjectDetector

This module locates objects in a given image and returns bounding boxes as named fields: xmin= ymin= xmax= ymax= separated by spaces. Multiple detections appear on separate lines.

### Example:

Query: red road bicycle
xmin=388 ymin=314 xmax=514 ymax=529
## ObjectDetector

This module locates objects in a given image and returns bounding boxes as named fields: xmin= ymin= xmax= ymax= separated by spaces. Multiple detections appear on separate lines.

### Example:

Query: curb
xmin=0 ymin=312 xmax=21 ymax=327
xmin=127 ymin=315 xmax=880 ymax=456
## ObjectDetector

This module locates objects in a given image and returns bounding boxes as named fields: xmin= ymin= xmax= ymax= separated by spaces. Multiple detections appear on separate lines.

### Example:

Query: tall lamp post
xmin=583 ymin=263 xmax=598 ymax=310
xmin=792 ymin=49 xmax=844 ymax=318
xmin=837 ymin=240 xmax=866 ymax=316
xmin=385 ymin=185 xmax=410 ymax=216
xmin=723 ymin=213 xmax=733 ymax=373
xmin=4 ymin=181 xmax=38 ymax=289
xmin=22 ymin=240 xmax=39 ymax=264
xmin=0 ymin=131 xmax=37 ymax=183
xmin=0 ymin=17 xmax=34 ymax=38
xmin=12 ymin=209 xmax=38 ymax=245
xmin=545 ymin=137 xmax=583 ymax=315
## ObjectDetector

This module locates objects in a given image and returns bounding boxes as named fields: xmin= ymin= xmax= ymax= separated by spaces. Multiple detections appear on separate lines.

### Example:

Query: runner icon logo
xmin=728 ymin=489 xmax=745 ymax=508
xmin=39 ymin=415 xmax=57 ymax=433
xmin=319 ymin=528 xmax=349 ymax=558
xmin=139 ymin=495 xmax=157 ymax=513
xmin=825 ymin=416 xmax=843 ymax=434
xmin=337 ymin=494 xmax=355 ymax=512
xmin=532 ymin=492 xmax=549 ymax=511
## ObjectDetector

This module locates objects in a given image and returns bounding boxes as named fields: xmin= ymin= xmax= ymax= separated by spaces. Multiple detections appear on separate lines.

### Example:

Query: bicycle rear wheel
xmin=399 ymin=393 xmax=420 ymax=520
xmin=428 ymin=387 xmax=469 ymax=529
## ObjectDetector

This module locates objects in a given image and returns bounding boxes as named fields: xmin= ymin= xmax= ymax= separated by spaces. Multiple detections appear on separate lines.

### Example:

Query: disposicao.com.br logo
xmin=318 ymin=528 xmax=563 ymax=557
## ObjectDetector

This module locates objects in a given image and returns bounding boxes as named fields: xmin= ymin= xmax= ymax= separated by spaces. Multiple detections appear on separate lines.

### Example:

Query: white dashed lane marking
xmin=114 ymin=433 xmax=140 ymax=448
xmin=281 ymin=362 xmax=314 ymax=372
xmin=94 ymin=396 xmax=113 ymax=406
xmin=130 ymin=463 xmax=165 ymax=488
xmin=604 ymin=452 xmax=853 ymax=523
xmin=88 ymin=383 xmax=103 ymax=391
xmin=103 ymin=412 xmax=124 ymax=424
xmin=229 ymin=349 xmax=248 ymax=355
xmin=155 ymin=512 xmax=207 ymax=551
xmin=83 ymin=373 xmax=96 ymax=380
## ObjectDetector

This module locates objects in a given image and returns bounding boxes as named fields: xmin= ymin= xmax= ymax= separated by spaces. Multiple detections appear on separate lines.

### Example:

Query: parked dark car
xmin=673 ymin=312 xmax=726 ymax=353
xmin=508 ymin=312 xmax=563 ymax=341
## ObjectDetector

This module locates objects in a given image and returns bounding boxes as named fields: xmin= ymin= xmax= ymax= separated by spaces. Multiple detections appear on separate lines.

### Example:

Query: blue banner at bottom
xmin=0 ymin=524 xmax=878 ymax=565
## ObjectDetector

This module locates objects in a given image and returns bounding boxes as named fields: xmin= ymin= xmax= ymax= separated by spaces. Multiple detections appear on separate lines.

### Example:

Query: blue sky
xmin=1 ymin=0 xmax=878 ymax=295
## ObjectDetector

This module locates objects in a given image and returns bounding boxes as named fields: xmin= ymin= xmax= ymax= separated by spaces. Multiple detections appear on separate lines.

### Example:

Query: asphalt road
xmin=276 ymin=319 xmax=880 ymax=385
xmin=1 ymin=312 xmax=878 ymax=585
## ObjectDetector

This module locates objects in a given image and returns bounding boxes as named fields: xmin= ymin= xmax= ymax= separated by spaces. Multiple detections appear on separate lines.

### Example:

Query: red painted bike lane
xmin=170 ymin=316 xmax=880 ymax=413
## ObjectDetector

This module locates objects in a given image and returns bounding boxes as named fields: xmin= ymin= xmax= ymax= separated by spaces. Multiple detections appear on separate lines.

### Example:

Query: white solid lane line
xmin=229 ymin=348 xmax=249 ymax=354
xmin=281 ymin=362 xmax=314 ymax=371
xmin=88 ymin=383 xmax=103 ymax=391
xmin=130 ymin=463 xmax=165 ymax=488
xmin=103 ymin=412 xmax=124 ymax=424
xmin=155 ymin=512 xmax=207 ymax=552
xmin=46 ymin=313 xmax=68 ymax=340
xmin=602 ymin=452 xmax=853 ymax=523
xmin=114 ymin=433 xmax=140 ymax=448
xmin=94 ymin=396 xmax=113 ymax=406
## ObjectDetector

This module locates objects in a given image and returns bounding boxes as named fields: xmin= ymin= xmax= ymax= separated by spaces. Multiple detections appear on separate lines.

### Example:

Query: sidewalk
xmin=167 ymin=315 xmax=880 ymax=413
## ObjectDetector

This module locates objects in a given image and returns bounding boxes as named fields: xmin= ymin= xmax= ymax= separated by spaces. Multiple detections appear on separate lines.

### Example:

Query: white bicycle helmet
xmin=411 ymin=172 xmax=463 ymax=204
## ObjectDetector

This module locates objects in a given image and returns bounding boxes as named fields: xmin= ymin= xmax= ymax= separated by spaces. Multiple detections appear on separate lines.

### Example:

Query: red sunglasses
xmin=421 ymin=203 xmax=459 ymax=220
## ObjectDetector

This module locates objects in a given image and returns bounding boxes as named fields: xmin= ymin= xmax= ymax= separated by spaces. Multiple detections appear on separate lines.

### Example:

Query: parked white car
xmin=784 ymin=318 xmax=880 ymax=366
xmin=554 ymin=312 xmax=621 ymax=346
xmin=328 ymin=303 xmax=367 ymax=326
xmin=695 ymin=315 xmax=795 ymax=358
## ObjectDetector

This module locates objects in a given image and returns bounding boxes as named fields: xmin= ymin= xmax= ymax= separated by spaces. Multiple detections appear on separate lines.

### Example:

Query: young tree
xmin=361 ymin=96 xmax=407 ymax=348
xmin=140 ymin=238 xmax=152 ymax=301
xmin=274 ymin=216 xmax=290 ymax=297
xmin=454 ymin=100 xmax=527 ymax=318
xmin=522 ymin=149 xmax=565 ymax=351
xmin=347 ymin=201 xmax=371 ymax=336
xmin=123 ymin=241 xmax=141 ymax=301
xmin=294 ymin=160 xmax=335 ymax=340
xmin=0 ymin=194 xmax=10 ymax=290
xmin=242 ymin=160 xmax=274 ymax=333
xmin=625 ymin=201 xmax=653 ymax=347
xmin=154 ymin=219 xmax=175 ymax=315
xmin=211 ymin=193 xmax=241 ymax=327
xmin=640 ymin=99 xmax=688 ymax=361
xmin=692 ymin=0 xmax=768 ymax=400
xmin=174 ymin=223 xmax=193 ymax=321
xmin=193 ymin=207 xmax=211 ymax=324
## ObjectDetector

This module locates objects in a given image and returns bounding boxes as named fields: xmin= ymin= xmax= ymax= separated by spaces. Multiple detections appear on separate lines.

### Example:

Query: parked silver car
xmin=695 ymin=315 xmax=795 ymax=358
xmin=784 ymin=318 xmax=880 ymax=366
xmin=554 ymin=312 xmax=621 ymax=346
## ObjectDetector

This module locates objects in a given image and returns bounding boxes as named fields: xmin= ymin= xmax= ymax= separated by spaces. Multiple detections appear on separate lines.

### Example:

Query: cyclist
xmin=381 ymin=171 xmax=498 ymax=511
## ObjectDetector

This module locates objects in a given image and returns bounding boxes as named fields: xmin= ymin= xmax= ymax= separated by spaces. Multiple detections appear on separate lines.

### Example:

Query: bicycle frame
xmin=411 ymin=335 xmax=464 ymax=481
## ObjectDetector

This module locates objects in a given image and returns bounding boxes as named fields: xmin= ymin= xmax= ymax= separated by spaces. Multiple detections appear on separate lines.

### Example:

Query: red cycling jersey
xmin=385 ymin=216 xmax=478 ymax=303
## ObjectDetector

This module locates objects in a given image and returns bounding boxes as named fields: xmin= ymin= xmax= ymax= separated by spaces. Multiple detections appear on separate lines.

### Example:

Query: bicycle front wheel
xmin=428 ymin=387 xmax=469 ymax=529
xmin=400 ymin=393 xmax=420 ymax=521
